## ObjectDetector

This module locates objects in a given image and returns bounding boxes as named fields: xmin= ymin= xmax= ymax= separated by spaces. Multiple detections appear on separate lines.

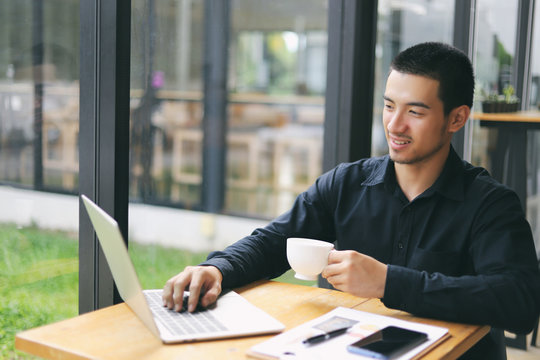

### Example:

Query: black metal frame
xmin=451 ymin=0 xmax=476 ymax=159
xmin=323 ymin=0 xmax=378 ymax=172
xmin=79 ymin=0 xmax=131 ymax=314
xmin=32 ymin=0 xmax=44 ymax=191
xmin=201 ymin=0 xmax=230 ymax=214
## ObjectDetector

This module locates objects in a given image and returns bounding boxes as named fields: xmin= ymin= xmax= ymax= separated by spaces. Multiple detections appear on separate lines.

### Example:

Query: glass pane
xmin=373 ymin=0 xmax=455 ymax=156
xmin=129 ymin=0 xmax=208 ymax=290
xmin=469 ymin=1 xmax=519 ymax=171
xmin=127 ymin=0 xmax=323 ymax=289
xmin=130 ymin=0 xmax=204 ymax=209
xmin=0 ymin=1 xmax=79 ymax=358
xmin=527 ymin=4 xmax=540 ymax=257
xmin=227 ymin=0 xmax=327 ymax=218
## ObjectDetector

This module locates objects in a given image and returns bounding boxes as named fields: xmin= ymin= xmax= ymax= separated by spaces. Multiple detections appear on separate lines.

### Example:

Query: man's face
xmin=382 ymin=70 xmax=451 ymax=165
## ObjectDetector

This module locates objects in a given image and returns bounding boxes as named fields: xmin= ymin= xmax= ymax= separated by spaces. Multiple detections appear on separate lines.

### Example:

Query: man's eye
xmin=409 ymin=109 xmax=422 ymax=115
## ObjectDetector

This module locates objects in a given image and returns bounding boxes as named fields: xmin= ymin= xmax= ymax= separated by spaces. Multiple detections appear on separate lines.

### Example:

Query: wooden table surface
xmin=472 ymin=110 xmax=540 ymax=123
xmin=15 ymin=281 xmax=489 ymax=360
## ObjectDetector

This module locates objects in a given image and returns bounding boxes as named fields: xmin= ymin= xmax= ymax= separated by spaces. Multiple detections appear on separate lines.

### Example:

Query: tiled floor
xmin=507 ymin=326 xmax=539 ymax=360
xmin=507 ymin=345 xmax=540 ymax=360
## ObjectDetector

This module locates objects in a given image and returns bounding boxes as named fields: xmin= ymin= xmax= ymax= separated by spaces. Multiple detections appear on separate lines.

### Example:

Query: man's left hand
xmin=321 ymin=250 xmax=387 ymax=299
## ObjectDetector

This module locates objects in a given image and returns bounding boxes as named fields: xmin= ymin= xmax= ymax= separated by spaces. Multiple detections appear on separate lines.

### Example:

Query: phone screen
xmin=347 ymin=326 xmax=428 ymax=359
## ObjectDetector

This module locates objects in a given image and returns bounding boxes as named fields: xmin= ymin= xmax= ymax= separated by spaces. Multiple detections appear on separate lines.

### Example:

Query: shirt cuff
xmin=382 ymin=264 xmax=423 ymax=313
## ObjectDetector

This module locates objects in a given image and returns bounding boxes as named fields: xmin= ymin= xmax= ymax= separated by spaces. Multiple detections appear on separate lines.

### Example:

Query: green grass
xmin=0 ymin=224 xmax=78 ymax=359
xmin=0 ymin=223 xmax=315 ymax=359
xmin=129 ymin=242 xmax=208 ymax=289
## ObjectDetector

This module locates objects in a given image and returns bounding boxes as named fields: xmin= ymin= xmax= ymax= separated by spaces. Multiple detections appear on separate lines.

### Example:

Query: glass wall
xmin=130 ymin=0 xmax=205 ymax=209
xmin=0 ymin=1 xmax=80 ymax=191
xmin=226 ymin=0 xmax=327 ymax=217
xmin=372 ymin=0 xmax=455 ymax=156
xmin=470 ymin=0 xmax=519 ymax=170
xmin=127 ymin=0 xmax=328 ymax=286
xmin=128 ymin=0 xmax=327 ymax=219
xmin=128 ymin=0 xmax=206 ymax=289
xmin=527 ymin=3 xmax=540 ymax=257
xmin=0 ymin=1 xmax=79 ymax=358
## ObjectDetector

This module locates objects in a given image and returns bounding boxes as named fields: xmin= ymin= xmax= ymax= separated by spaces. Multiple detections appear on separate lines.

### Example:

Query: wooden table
xmin=473 ymin=110 xmax=540 ymax=125
xmin=15 ymin=281 xmax=489 ymax=360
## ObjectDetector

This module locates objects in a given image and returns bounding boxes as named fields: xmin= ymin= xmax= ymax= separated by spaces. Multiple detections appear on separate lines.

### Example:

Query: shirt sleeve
xmin=200 ymin=168 xmax=338 ymax=289
xmin=382 ymin=189 xmax=540 ymax=334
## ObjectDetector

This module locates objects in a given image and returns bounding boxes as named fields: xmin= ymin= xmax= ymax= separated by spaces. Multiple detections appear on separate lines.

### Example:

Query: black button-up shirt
xmin=203 ymin=147 xmax=540 ymax=359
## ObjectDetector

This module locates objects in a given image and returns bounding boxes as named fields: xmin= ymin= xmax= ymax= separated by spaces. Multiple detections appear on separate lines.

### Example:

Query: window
xmin=125 ymin=0 xmax=328 ymax=290
xmin=130 ymin=0 xmax=204 ymax=209
xmin=227 ymin=0 xmax=327 ymax=217
xmin=469 ymin=0 xmax=519 ymax=170
xmin=372 ymin=0 xmax=455 ymax=156
xmin=0 ymin=1 xmax=79 ymax=357
xmin=526 ymin=3 xmax=540 ymax=256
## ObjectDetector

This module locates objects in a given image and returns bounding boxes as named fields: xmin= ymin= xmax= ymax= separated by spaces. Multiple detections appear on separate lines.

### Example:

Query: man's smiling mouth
xmin=393 ymin=140 xmax=411 ymax=145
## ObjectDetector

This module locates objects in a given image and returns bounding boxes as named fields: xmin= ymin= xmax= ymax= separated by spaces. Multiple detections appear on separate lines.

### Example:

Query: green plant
xmin=479 ymin=84 xmax=520 ymax=113
xmin=502 ymin=84 xmax=519 ymax=104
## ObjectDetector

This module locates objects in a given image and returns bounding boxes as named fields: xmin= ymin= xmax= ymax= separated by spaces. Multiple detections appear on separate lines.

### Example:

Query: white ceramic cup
xmin=286 ymin=238 xmax=334 ymax=281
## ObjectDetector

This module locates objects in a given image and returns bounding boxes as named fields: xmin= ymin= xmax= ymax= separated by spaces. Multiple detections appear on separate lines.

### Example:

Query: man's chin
xmin=389 ymin=151 xmax=417 ymax=165
xmin=389 ymin=150 xmax=407 ymax=163
xmin=391 ymin=156 xmax=413 ymax=165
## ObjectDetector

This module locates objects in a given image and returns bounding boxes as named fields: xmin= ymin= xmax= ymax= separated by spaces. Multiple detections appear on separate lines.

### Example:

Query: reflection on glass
xmin=372 ymin=0 xmax=455 ymax=156
xmin=129 ymin=0 xmax=327 ymax=219
xmin=0 ymin=1 xmax=79 ymax=358
xmin=128 ymin=0 xmax=221 ymax=302
xmin=530 ymin=4 xmax=540 ymax=111
xmin=227 ymin=0 xmax=327 ymax=218
xmin=130 ymin=0 xmax=204 ymax=208
xmin=126 ymin=1 xmax=327 ymax=292
xmin=470 ymin=0 xmax=518 ymax=171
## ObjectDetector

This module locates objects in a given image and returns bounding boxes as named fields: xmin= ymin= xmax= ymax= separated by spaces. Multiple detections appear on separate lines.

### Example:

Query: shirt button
xmin=398 ymin=242 xmax=404 ymax=249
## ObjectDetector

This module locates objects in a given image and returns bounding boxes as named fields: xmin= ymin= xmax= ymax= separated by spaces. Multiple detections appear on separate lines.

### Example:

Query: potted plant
xmin=480 ymin=84 xmax=520 ymax=113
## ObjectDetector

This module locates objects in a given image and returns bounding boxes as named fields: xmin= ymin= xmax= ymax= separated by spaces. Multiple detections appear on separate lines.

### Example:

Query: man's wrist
xmin=207 ymin=265 xmax=223 ymax=283
xmin=377 ymin=264 xmax=388 ymax=298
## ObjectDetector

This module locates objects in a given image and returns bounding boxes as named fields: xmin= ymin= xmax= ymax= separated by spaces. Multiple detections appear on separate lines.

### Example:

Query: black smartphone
xmin=347 ymin=326 xmax=428 ymax=359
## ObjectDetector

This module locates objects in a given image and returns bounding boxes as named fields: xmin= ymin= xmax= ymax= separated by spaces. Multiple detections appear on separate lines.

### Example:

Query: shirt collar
xmin=430 ymin=146 xmax=465 ymax=201
xmin=361 ymin=146 xmax=465 ymax=201
xmin=361 ymin=156 xmax=391 ymax=187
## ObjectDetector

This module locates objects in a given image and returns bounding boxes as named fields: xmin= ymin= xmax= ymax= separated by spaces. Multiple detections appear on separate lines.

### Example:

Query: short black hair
xmin=390 ymin=42 xmax=475 ymax=116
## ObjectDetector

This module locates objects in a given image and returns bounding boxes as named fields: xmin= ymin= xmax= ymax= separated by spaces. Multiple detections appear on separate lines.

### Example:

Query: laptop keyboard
xmin=144 ymin=291 xmax=228 ymax=335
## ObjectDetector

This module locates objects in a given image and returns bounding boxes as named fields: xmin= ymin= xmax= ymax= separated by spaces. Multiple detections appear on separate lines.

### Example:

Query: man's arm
xmin=163 ymin=168 xmax=339 ymax=310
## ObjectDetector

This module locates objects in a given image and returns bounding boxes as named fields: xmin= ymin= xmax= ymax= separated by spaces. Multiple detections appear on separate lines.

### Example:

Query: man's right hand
xmin=162 ymin=265 xmax=223 ymax=313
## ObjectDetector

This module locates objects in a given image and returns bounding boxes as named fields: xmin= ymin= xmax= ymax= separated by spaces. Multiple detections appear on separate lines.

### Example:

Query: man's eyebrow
xmin=407 ymin=101 xmax=431 ymax=109
xmin=383 ymin=95 xmax=431 ymax=109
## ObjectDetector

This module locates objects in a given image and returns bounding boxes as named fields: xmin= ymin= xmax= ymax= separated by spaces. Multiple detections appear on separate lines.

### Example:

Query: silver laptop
xmin=81 ymin=195 xmax=285 ymax=343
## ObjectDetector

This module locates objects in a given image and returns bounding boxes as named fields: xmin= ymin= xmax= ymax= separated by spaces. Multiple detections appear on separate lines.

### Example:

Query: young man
xmin=163 ymin=42 xmax=540 ymax=358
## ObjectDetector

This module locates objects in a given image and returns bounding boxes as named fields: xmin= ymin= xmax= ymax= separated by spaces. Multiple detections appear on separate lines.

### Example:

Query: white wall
xmin=0 ymin=186 xmax=267 ymax=252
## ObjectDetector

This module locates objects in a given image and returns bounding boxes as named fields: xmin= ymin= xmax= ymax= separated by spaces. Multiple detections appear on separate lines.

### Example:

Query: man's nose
xmin=386 ymin=111 xmax=407 ymax=134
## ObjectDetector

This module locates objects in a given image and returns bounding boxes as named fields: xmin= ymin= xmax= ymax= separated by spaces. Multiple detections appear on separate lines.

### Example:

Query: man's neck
xmin=394 ymin=145 xmax=450 ymax=201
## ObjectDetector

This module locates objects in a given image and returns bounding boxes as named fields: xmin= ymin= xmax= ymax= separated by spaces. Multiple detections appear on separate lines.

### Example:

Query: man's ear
xmin=448 ymin=105 xmax=470 ymax=133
